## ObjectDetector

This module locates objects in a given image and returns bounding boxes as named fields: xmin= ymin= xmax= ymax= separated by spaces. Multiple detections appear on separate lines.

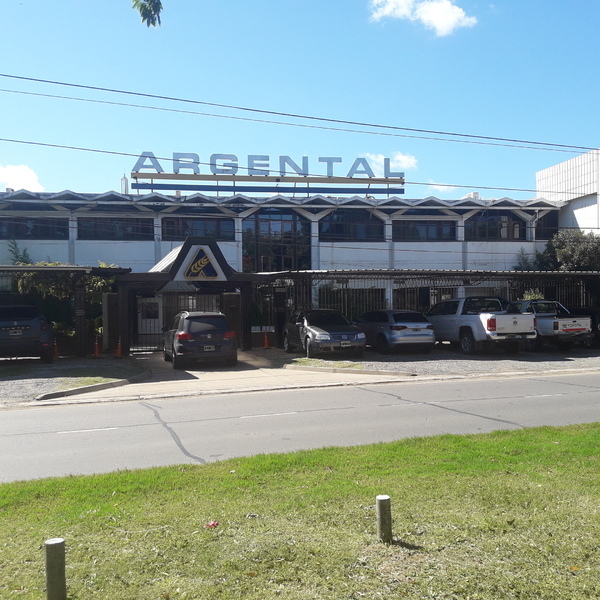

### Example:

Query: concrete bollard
xmin=376 ymin=494 xmax=393 ymax=544
xmin=45 ymin=538 xmax=66 ymax=600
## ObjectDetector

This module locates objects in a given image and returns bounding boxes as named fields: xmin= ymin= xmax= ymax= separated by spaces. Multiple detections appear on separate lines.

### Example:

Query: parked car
xmin=565 ymin=306 xmax=600 ymax=348
xmin=424 ymin=297 xmax=536 ymax=354
xmin=162 ymin=311 xmax=237 ymax=369
xmin=355 ymin=309 xmax=435 ymax=353
xmin=0 ymin=305 xmax=54 ymax=363
xmin=509 ymin=300 xmax=592 ymax=350
xmin=283 ymin=309 xmax=366 ymax=358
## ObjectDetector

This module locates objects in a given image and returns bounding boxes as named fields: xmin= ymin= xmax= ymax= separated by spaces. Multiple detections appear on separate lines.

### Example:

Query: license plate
xmin=412 ymin=328 xmax=421 ymax=332
xmin=203 ymin=345 xmax=216 ymax=352
xmin=340 ymin=341 xmax=351 ymax=347
xmin=9 ymin=330 xmax=23 ymax=337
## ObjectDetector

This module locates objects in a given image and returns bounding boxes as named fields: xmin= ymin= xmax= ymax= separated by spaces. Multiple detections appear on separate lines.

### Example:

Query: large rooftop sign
xmin=130 ymin=152 xmax=405 ymax=196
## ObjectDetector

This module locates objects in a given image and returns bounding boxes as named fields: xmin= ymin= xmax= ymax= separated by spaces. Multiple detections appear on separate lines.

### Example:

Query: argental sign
xmin=130 ymin=152 xmax=405 ymax=196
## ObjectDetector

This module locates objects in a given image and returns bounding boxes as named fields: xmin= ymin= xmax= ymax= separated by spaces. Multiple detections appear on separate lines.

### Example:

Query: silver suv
xmin=0 ymin=305 xmax=54 ymax=363
xmin=283 ymin=309 xmax=366 ymax=358
xmin=162 ymin=311 xmax=238 ymax=370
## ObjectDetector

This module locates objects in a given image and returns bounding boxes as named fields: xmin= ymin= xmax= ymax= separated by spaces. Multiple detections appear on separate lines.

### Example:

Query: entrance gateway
xmin=114 ymin=237 xmax=259 ymax=353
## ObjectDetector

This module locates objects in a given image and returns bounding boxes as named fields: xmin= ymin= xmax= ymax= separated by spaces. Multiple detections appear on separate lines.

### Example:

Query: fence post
xmin=376 ymin=495 xmax=393 ymax=544
xmin=45 ymin=537 xmax=66 ymax=600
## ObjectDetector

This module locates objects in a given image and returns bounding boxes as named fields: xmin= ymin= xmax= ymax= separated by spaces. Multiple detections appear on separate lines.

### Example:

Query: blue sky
xmin=1 ymin=0 xmax=599 ymax=200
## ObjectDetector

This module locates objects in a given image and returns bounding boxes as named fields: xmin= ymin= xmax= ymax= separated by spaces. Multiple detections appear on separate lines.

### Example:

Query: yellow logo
xmin=184 ymin=248 xmax=219 ymax=279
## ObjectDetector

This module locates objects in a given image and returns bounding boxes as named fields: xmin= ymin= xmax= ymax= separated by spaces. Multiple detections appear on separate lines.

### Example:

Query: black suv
xmin=0 ymin=305 xmax=54 ymax=363
xmin=283 ymin=309 xmax=366 ymax=358
xmin=162 ymin=311 xmax=238 ymax=369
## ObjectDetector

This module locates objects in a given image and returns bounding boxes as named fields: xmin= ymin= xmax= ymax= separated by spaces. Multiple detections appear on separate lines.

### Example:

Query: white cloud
xmin=427 ymin=181 xmax=458 ymax=195
xmin=0 ymin=165 xmax=44 ymax=192
xmin=370 ymin=0 xmax=477 ymax=36
xmin=365 ymin=152 xmax=417 ymax=177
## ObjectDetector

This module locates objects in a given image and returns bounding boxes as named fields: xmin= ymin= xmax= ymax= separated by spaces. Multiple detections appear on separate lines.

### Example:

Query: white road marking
xmin=240 ymin=412 xmax=298 ymax=419
xmin=57 ymin=427 xmax=119 ymax=434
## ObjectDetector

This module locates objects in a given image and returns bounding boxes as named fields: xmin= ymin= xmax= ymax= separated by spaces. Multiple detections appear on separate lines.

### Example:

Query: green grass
xmin=1 ymin=424 xmax=598 ymax=599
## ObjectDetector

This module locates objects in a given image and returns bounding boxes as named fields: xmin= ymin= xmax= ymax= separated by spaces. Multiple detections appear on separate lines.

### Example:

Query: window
xmin=535 ymin=212 xmax=559 ymax=240
xmin=393 ymin=220 xmax=456 ymax=241
xmin=0 ymin=217 xmax=68 ymax=240
xmin=464 ymin=211 xmax=526 ymax=241
xmin=319 ymin=209 xmax=384 ymax=242
xmin=242 ymin=208 xmax=311 ymax=273
xmin=78 ymin=218 xmax=154 ymax=240
xmin=162 ymin=217 xmax=235 ymax=241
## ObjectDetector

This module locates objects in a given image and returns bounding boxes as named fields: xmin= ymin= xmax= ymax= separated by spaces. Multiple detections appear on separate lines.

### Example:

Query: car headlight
xmin=357 ymin=332 xmax=366 ymax=340
xmin=314 ymin=333 xmax=331 ymax=341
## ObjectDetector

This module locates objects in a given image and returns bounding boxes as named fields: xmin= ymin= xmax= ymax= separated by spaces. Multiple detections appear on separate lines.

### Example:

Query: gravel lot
xmin=354 ymin=343 xmax=600 ymax=378
xmin=2 ymin=343 xmax=600 ymax=408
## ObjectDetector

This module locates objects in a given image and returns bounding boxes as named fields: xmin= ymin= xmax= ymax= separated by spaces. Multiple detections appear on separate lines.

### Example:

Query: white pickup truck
xmin=425 ymin=296 xmax=537 ymax=354
xmin=508 ymin=300 xmax=592 ymax=349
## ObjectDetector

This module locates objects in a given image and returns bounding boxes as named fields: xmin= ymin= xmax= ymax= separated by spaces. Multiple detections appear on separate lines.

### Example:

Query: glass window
xmin=393 ymin=220 xmax=456 ymax=241
xmin=0 ymin=217 xmax=69 ymax=240
xmin=242 ymin=208 xmax=311 ymax=273
xmin=464 ymin=210 xmax=526 ymax=241
xmin=319 ymin=209 xmax=384 ymax=242
xmin=161 ymin=217 xmax=235 ymax=241
xmin=535 ymin=212 xmax=559 ymax=240
xmin=78 ymin=218 xmax=154 ymax=241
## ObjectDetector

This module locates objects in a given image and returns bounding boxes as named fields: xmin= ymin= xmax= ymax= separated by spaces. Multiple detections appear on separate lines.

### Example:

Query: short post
xmin=45 ymin=537 xmax=66 ymax=600
xmin=376 ymin=495 xmax=393 ymax=544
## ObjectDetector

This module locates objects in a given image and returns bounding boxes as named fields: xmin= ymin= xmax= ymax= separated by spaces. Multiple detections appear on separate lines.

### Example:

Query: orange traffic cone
xmin=93 ymin=336 xmax=100 ymax=358
xmin=115 ymin=336 xmax=122 ymax=359
xmin=263 ymin=331 xmax=271 ymax=349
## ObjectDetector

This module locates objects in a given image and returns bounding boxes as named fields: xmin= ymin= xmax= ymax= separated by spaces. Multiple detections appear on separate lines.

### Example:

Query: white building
xmin=0 ymin=189 xmax=562 ymax=273
xmin=6 ymin=149 xmax=600 ymax=274
xmin=536 ymin=149 xmax=600 ymax=232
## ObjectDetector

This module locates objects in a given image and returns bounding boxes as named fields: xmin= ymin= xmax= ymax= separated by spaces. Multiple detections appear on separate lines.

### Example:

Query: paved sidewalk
xmin=35 ymin=349 xmax=409 ymax=405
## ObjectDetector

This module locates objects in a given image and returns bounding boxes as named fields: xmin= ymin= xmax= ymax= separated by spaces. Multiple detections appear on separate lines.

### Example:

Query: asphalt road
xmin=1 ymin=370 xmax=598 ymax=483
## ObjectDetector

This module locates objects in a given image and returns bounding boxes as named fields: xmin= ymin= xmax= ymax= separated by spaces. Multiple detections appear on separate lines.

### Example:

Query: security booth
xmin=112 ymin=237 xmax=258 ymax=355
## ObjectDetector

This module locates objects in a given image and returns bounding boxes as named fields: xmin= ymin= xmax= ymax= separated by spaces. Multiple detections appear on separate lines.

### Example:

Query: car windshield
xmin=393 ymin=312 xmax=428 ymax=323
xmin=306 ymin=312 xmax=351 ymax=328
xmin=0 ymin=307 xmax=40 ymax=320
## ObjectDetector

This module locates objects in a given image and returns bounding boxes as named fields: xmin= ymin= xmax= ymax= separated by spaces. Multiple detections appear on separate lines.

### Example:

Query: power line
xmin=0 ymin=87 xmax=585 ymax=155
xmin=0 ymin=137 xmax=561 ymax=196
xmin=0 ymin=73 xmax=597 ymax=153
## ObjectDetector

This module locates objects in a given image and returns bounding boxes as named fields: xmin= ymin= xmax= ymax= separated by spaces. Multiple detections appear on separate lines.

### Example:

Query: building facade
xmin=0 ymin=189 xmax=562 ymax=273
xmin=3 ymin=149 xmax=600 ymax=275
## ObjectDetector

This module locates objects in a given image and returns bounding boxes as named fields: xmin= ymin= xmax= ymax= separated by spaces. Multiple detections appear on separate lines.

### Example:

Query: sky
xmin=1 ymin=0 xmax=599 ymax=201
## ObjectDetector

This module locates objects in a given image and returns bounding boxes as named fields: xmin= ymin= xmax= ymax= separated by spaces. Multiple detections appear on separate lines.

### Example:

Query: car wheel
xmin=354 ymin=348 xmax=364 ymax=358
xmin=225 ymin=356 xmax=238 ymax=367
xmin=374 ymin=335 xmax=390 ymax=354
xmin=305 ymin=338 xmax=316 ymax=358
xmin=419 ymin=345 xmax=434 ymax=354
xmin=283 ymin=334 xmax=294 ymax=353
xmin=172 ymin=353 xmax=185 ymax=370
xmin=41 ymin=349 xmax=54 ymax=364
xmin=459 ymin=330 xmax=477 ymax=355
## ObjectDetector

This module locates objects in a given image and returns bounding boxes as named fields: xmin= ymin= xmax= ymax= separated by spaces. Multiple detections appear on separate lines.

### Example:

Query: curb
xmin=35 ymin=369 xmax=153 ymax=401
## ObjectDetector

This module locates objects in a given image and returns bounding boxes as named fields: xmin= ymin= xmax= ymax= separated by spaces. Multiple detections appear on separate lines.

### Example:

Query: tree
xmin=133 ymin=0 xmax=163 ymax=27
xmin=549 ymin=230 xmax=600 ymax=271
xmin=7 ymin=240 xmax=32 ymax=265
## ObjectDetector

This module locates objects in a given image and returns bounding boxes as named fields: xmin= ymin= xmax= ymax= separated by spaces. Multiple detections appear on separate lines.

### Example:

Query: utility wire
xmin=0 ymin=73 xmax=597 ymax=153
xmin=0 ymin=87 xmax=587 ymax=155
xmin=0 ymin=137 xmax=564 ymax=196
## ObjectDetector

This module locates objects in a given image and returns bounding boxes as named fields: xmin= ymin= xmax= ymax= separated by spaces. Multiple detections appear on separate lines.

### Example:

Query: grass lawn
xmin=1 ymin=424 xmax=598 ymax=599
